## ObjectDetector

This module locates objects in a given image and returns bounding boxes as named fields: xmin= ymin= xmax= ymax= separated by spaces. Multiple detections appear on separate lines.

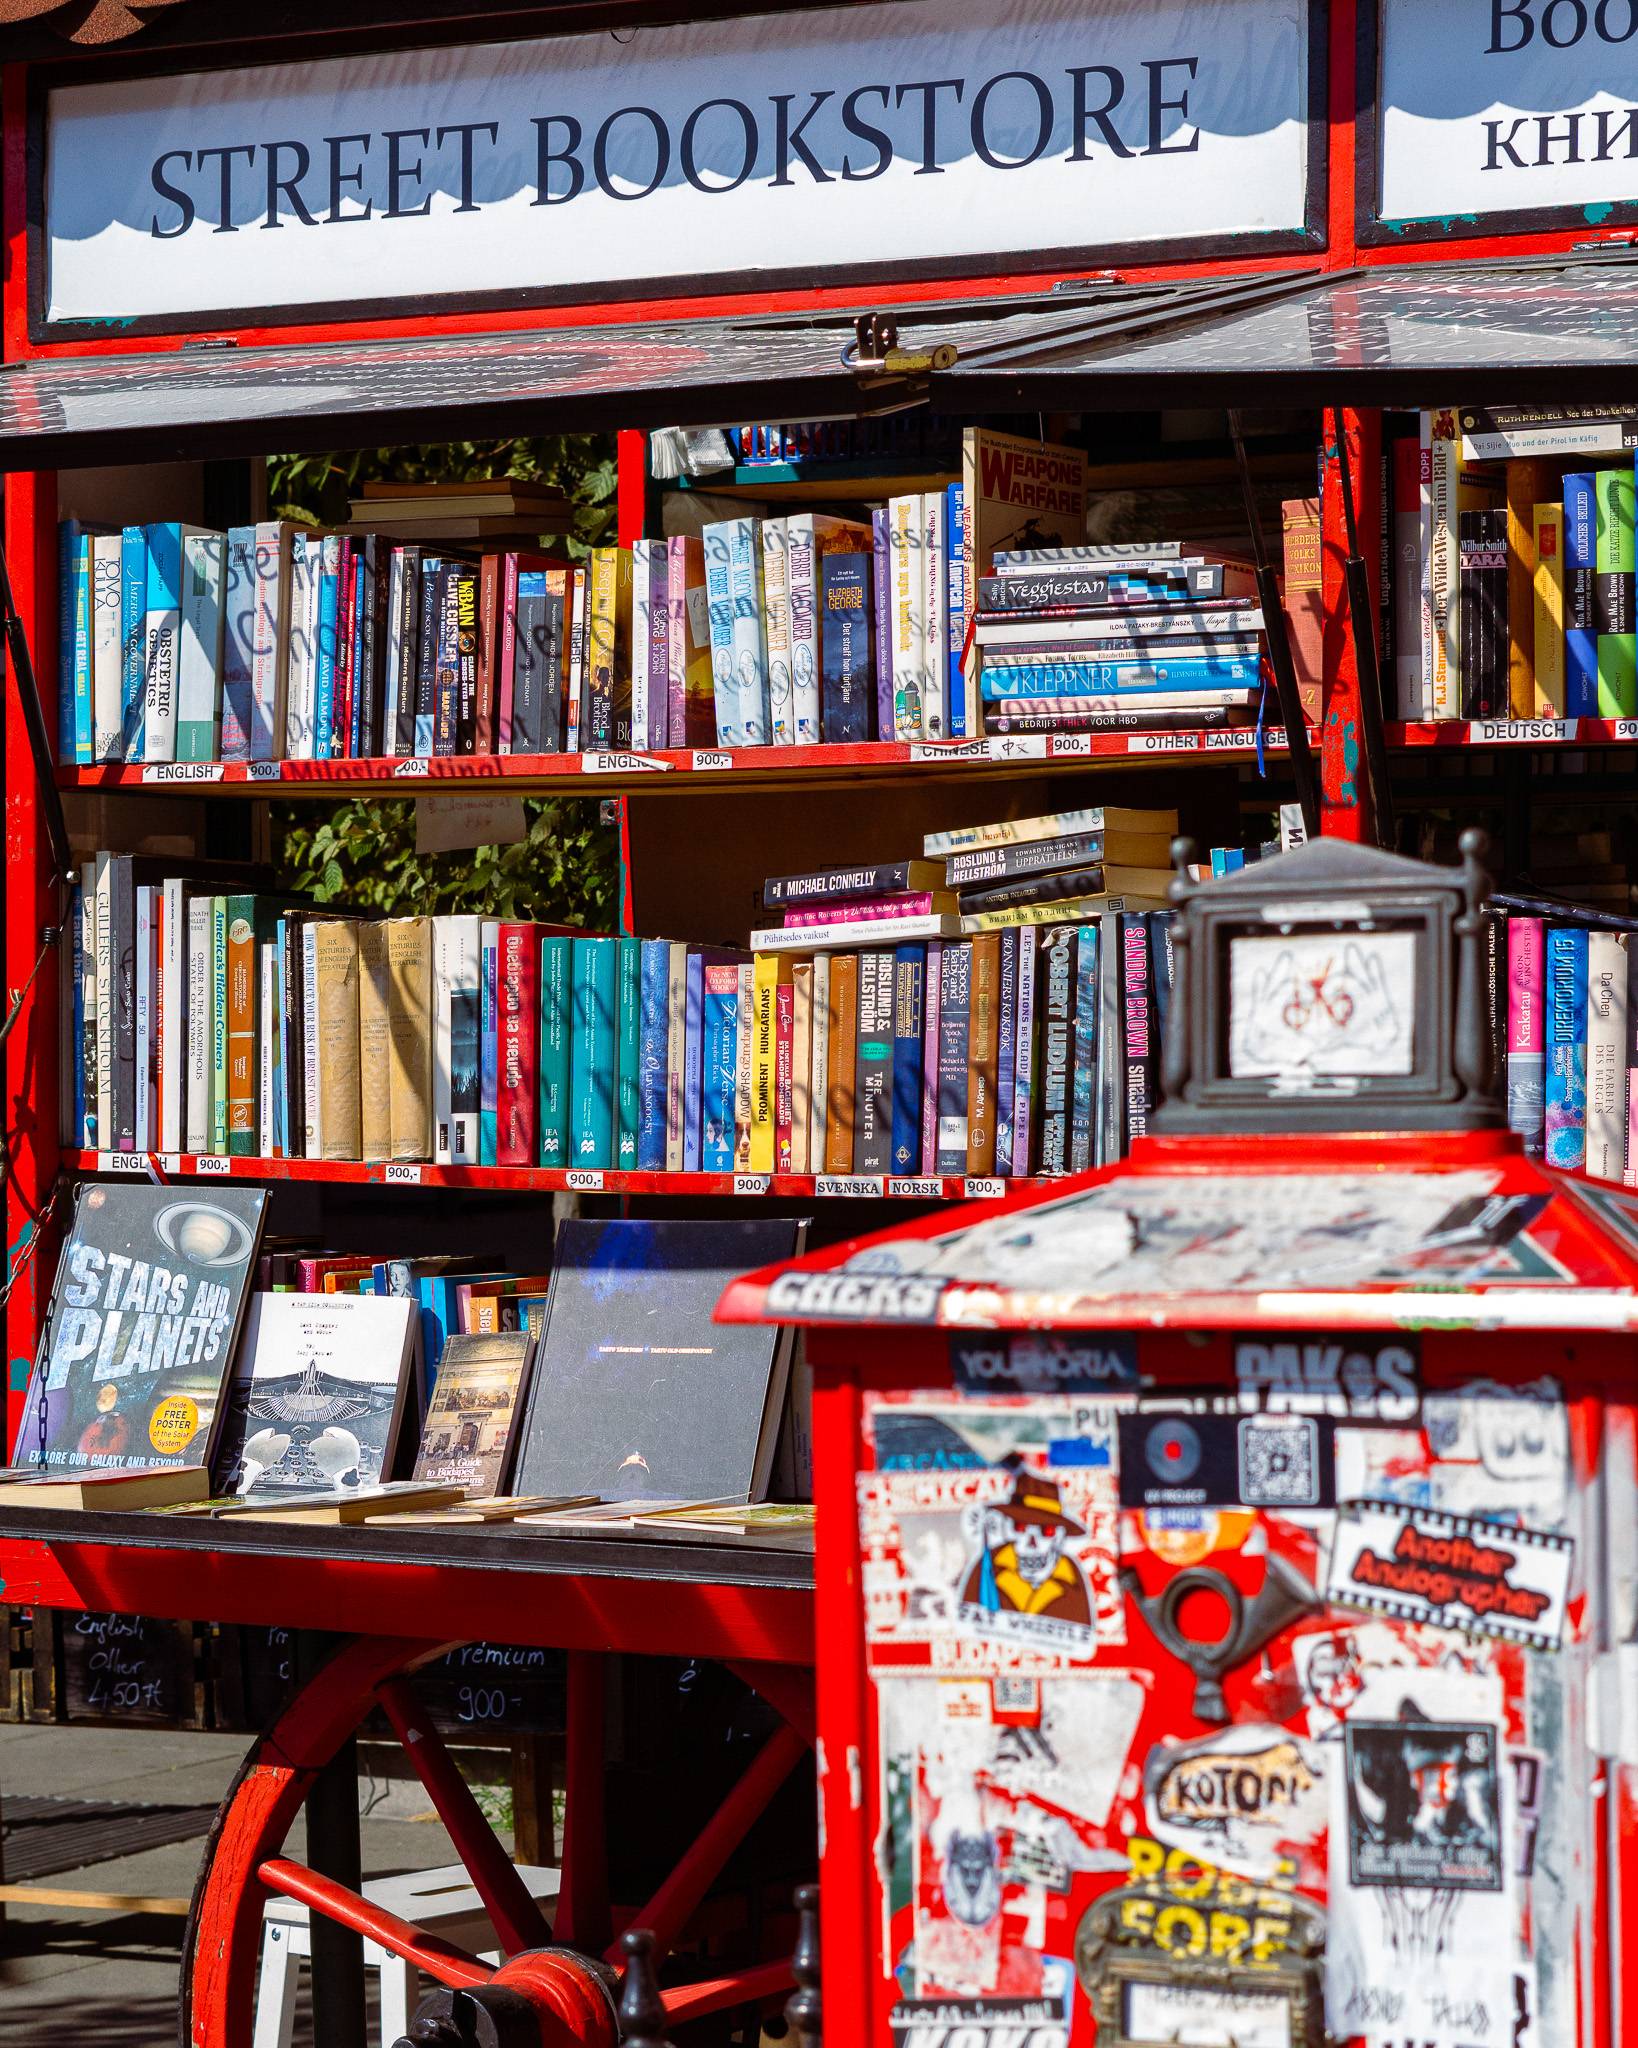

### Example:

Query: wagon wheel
xmin=180 ymin=1634 xmax=816 ymax=2048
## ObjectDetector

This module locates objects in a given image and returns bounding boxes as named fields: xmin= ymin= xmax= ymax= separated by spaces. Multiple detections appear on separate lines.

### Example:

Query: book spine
xmin=646 ymin=549 xmax=669 ymax=752
xmin=890 ymin=944 xmax=924 ymax=1178
xmin=784 ymin=894 xmax=943 ymax=928
xmin=920 ymin=937 xmax=941 ymax=1175
xmin=365 ymin=533 xmax=389 ymax=759
xmin=570 ymin=937 xmax=617 ymax=1167
xmin=447 ymin=917 xmax=481 ymax=1163
xmin=1038 ymin=925 xmax=1076 ymax=1174
xmin=786 ymin=515 xmax=820 ymax=746
xmin=1565 ymin=472 xmax=1598 ymax=718
xmin=415 ymin=553 xmax=441 ymax=756
xmin=284 ymin=915 xmax=305 ymax=1158
xmin=479 ymin=920 xmax=499 ymax=1166
xmin=433 ymin=566 xmax=460 ymax=755
xmin=702 ymin=962 xmax=739 ymax=1171
xmin=791 ymin=958 xmax=813 ymax=1173
xmin=637 ymin=937 xmax=669 ymax=1171
xmin=538 ymin=935 xmax=571 ymax=1168
xmin=336 ymin=540 xmax=357 ymax=757
xmin=432 ymin=917 xmax=452 ymax=1163
xmin=1069 ymin=922 xmax=1098 ymax=1172
xmin=820 ymin=553 xmax=875 ymax=743
xmin=947 ymin=482 xmax=967 ymax=739
xmin=774 ymin=979 xmax=794 ymax=1172
xmin=184 ymin=895 xmax=209 ymax=1151
xmin=499 ymin=923 xmax=541 ymax=1167
xmin=1595 ymin=464 xmax=1636 ymax=718
xmin=510 ymin=575 xmax=542 ymax=753
xmin=994 ymin=928 xmax=1017 ymax=1174
xmin=665 ymin=941 xmax=688 ymax=1171
xmin=109 ymin=856 xmax=134 ymax=1150
xmin=90 ymin=536 xmax=122 ymax=762
xmin=763 ymin=519 xmax=794 ymax=746
xmin=922 ymin=488 xmax=947 ymax=739
xmin=682 ymin=946 xmax=706 ymax=1173
xmin=476 ymin=552 xmax=500 ymax=755
xmin=219 ymin=526 xmax=255 ymax=762
xmin=57 ymin=520 xmax=77 ymax=761
xmin=666 ymin=535 xmax=690 ymax=750
xmin=1533 ymin=503 xmax=1565 ymax=718
xmin=210 ymin=895 xmax=229 ymax=1154
xmin=1587 ymin=930 xmax=1628 ymax=1183
xmin=872 ymin=508 xmax=894 ymax=743
xmin=750 ymin=952 xmax=788 ymax=1172
xmin=143 ymin=523 xmax=181 ymax=762
xmin=120 ymin=525 xmax=148 ymax=759
xmin=456 ymin=563 xmax=479 ymax=753
xmin=729 ymin=519 xmax=769 ymax=746
xmin=133 ymin=886 xmax=151 ymax=1151
xmin=498 ymin=553 xmax=521 ymax=752
xmin=70 ymin=881 xmax=85 ymax=1147
xmin=964 ymin=932 xmax=999 ymax=1175
xmin=631 ymin=540 xmax=651 ymax=753
xmin=590 ymin=548 xmax=624 ymax=749
xmin=393 ymin=547 xmax=421 ymax=756
xmin=1391 ymin=438 xmax=1423 ymax=718
xmin=312 ymin=535 xmax=339 ymax=760
xmin=73 ymin=533 xmax=92 ymax=765
xmin=1122 ymin=911 xmax=1157 ymax=1148
xmin=889 ymin=495 xmax=924 ymax=740
xmin=358 ymin=919 xmax=393 ymax=1164
xmin=565 ymin=565 xmax=587 ymax=751
xmin=315 ymin=921 xmax=362 ymax=1161
xmin=1429 ymin=429 xmax=1458 ymax=718
xmin=1095 ymin=908 xmax=1124 ymax=1166
xmin=226 ymin=893 xmax=257 ymax=1155
xmin=1628 ymin=930 xmax=1638 ymax=1189
xmin=935 ymin=940 xmax=971 ymax=1174
xmin=735 ymin=960 xmax=756 ymax=1171
xmin=617 ymin=933 xmax=641 ymax=1169
xmin=853 ymin=949 xmax=895 ymax=1173
xmin=824 ymin=952 xmax=858 ymax=1173
xmin=81 ymin=866 xmax=97 ymax=1146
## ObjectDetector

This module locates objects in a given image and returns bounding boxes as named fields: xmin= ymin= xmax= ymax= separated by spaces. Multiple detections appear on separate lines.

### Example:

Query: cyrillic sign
xmin=43 ymin=0 xmax=1311 ymax=328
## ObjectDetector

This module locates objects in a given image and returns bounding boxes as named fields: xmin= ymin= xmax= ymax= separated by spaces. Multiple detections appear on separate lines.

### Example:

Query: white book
xmin=285 ymin=530 xmax=320 ymax=760
xmin=809 ymin=951 xmax=830 ymax=1166
xmin=566 ymin=566 xmax=588 ymax=752
xmin=432 ymin=915 xmax=452 ymax=1164
xmin=432 ymin=915 xmax=481 ymax=1165
xmin=160 ymin=877 xmax=186 ymax=1153
xmin=252 ymin=520 xmax=295 ymax=761
xmin=134 ymin=885 xmax=152 ymax=1153
xmin=922 ymin=491 xmax=948 ymax=740
xmin=1588 ymin=932 xmax=1628 ymax=1184
xmin=784 ymin=513 xmax=821 ymax=747
xmin=955 ymin=487 xmax=979 ymax=741
xmin=381 ymin=549 xmax=406 ymax=751
xmin=631 ymin=539 xmax=653 ymax=753
xmin=754 ymin=913 xmax=963 ymax=953
xmin=94 ymin=851 xmax=115 ymax=1148
xmin=80 ymin=863 xmax=97 ymax=1148
xmin=186 ymin=893 xmax=211 ymax=1153
xmin=726 ymin=518 xmax=769 ymax=746
xmin=888 ymin=494 xmax=925 ymax=739
xmin=90 ymin=534 xmax=124 ymax=761
xmin=761 ymin=518 xmax=794 ymax=746
xmin=177 ymin=530 xmax=226 ymax=764
xmin=302 ymin=923 xmax=323 ymax=1157
xmin=258 ymin=944 xmax=275 ymax=1158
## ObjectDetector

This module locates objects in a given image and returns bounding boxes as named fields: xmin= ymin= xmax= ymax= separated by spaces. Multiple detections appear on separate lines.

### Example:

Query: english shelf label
xmin=141 ymin=762 xmax=223 ymax=783
xmin=580 ymin=752 xmax=672 ymax=774
xmin=94 ymin=1151 xmax=149 ymax=1173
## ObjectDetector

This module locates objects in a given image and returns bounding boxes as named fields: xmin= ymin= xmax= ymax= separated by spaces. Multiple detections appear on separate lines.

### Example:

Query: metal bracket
xmin=842 ymin=312 xmax=957 ymax=378
xmin=0 ymin=530 xmax=75 ymax=885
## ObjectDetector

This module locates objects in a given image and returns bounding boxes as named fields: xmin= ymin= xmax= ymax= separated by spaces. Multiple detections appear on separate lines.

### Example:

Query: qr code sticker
xmin=1238 ymin=1414 xmax=1320 ymax=1506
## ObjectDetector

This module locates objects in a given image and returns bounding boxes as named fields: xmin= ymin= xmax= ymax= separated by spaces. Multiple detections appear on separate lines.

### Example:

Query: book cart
xmin=0 ymin=1 xmax=1634 ymax=2044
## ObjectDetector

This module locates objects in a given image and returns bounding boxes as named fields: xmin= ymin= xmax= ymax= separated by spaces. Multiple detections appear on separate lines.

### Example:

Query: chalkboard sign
xmin=214 ymin=1624 xmax=297 ymax=1732
xmin=410 ymin=1643 xmax=566 ymax=1738
xmin=58 ymin=1611 xmax=198 ymax=1726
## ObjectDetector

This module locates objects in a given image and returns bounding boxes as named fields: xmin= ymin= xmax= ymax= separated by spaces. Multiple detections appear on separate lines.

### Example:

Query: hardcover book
xmin=412 ymin=1329 xmax=535 ymax=1499
xmin=1545 ymin=925 xmax=1588 ymax=1172
xmin=1506 ymin=916 xmax=1545 ymax=1155
xmin=1587 ymin=931 xmax=1627 ymax=1184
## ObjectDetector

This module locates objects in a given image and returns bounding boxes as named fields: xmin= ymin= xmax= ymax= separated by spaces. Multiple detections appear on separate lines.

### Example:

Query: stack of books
xmin=973 ymin=543 xmax=1265 ymax=737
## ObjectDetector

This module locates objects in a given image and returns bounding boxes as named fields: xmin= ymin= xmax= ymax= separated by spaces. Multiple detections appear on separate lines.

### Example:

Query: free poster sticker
xmin=1326 ymin=1500 xmax=1572 ymax=1650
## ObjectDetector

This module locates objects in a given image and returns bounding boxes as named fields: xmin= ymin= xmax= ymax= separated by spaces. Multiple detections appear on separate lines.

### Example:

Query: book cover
xmin=142 ymin=522 xmax=184 ymax=763
xmin=728 ymin=519 xmax=769 ymax=747
xmin=538 ymin=934 xmax=572 ymax=1168
xmin=819 ymin=553 xmax=875 ymax=744
xmin=20 ymin=1182 xmax=266 ymax=1474
xmin=889 ymin=945 xmax=925 ymax=1179
xmin=637 ymin=937 xmax=669 ymax=1172
xmin=872 ymin=507 xmax=894 ymax=743
xmin=1595 ymin=464 xmax=1636 ymax=718
xmin=965 ymin=932 xmax=1000 ymax=1175
xmin=1069 ymin=922 xmax=1098 ymax=1173
xmin=412 ymin=1329 xmax=535 ymax=1499
xmin=888 ymin=494 xmax=925 ymax=739
xmin=479 ymin=919 xmax=499 ymax=1166
xmin=703 ymin=521 xmax=741 ymax=748
xmin=1587 ymin=931 xmax=1627 ymax=1184
xmin=750 ymin=952 xmax=791 ymax=1173
xmin=963 ymin=426 xmax=1088 ymax=583
xmin=499 ymin=922 xmax=542 ymax=1167
xmin=213 ymin=1291 xmax=419 ymax=1498
xmin=617 ymin=934 xmax=641 ymax=1169
xmin=385 ymin=917 xmax=432 ymax=1162
xmin=1544 ymin=925 xmax=1588 ymax=1172
xmin=1122 ymin=912 xmax=1158 ymax=1146
xmin=666 ymin=534 xmax=715 ymax=749
xmin=570 ymin=936 xmax=618 ymax=1168
xmin=1564 ymin=472 xmax=1598 ymax=718
xmin=762 ymin=519 xmax=794 ymax=746
xmin=935 ymin=940 xmax=971 ymax=1175
xmin=702 ymin=959 xmax=740 ymax=1172
xmin=825 ymin=952 xmax=858 ymax=1173
xmin=510 ymin=1218 xmax=801 ymax=1501
xmin=1532 ymin=504 xmax=1565 ymax=718
xmin=994 ymin=928 xmax=1017 ymax=1174
xmin=1037 ymin=924 xmax=1077 ymax=1174
xmin=920 ymin=939 xmax=940 ymax=1175
xmin=852 ymin=949 xmax=895 ymax=1175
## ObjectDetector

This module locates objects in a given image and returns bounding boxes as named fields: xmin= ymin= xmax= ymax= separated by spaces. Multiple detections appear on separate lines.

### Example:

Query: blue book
xmin=637 ymin=938 xmax=669 ymax=1170
xmin=1069 ymin=925 xmax=1099 ymax=1172
xmin=70 ymin=881 xmax=85 ymax=1145
xmin=995 ymin=929 xmax=1017 ymax=1174
xmin=617 ymin=935 xmax=642 ymax=1169
xmin=981 ymin=659 xmax=1258 ymax=699
xmin=1565 ymin=472 xmax=1599 ymax=719
xmin=936 ymin=941 xmax=971 ymax=1174
xmin=683 ymin=948 xmax=707 ymax=1173
xmin=1222 ymin=848 xmax=1246 ymax=874
xmin=1544 ymin=925 xmax=1589 ymax=1172
xmin=479 ymin=924 xmax=499 ymax=1166
xmin=313 ymin=539 xmax=340 ymax=760
xmin=890 ymin=943 xmax=925 ymax=1177
xmin=570 ymin=937 xmax=618 ymax=1168
xmin=538 ymin=935 xmax=572 ymax=1168
xmin=701 ymin=961 xmax=738 ymax=1172
xmin=820 ymin=554 xmax=874 ymax=743
xmin=72 ymin=533 xmax=93 ymax=765
xmin=947 ymin=482 xmax=967 ymax=740
xmin=872 ymin=507 xmax=894 ymax=743
xmin=58 ymin=518 xmax=81 ymax=760
xmin=119 ymin=526 xmax=148 ymax=760
xmin=702 ymin=523 xmax=741 ymax=748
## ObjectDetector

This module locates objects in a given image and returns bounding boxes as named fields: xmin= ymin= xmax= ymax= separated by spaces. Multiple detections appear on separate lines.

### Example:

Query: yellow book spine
xmin=750 ymin=952 xmax=791 ymax=1172
xmin=1533 ymin=503 xmax=1565 ymax=718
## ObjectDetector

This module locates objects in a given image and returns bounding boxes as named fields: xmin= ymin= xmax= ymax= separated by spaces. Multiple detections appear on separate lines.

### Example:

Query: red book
xmin=774 ymin=982 xmax=794 ymax=1174
xmin=296 ymin=1255 xmax=373 ymax=1294
xmin=498 ymin=921 xmax=541 ymax=1165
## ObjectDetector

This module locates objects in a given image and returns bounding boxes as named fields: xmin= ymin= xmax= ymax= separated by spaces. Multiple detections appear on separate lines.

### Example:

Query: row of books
xmin=1505 ymin=914 xmax=1638 ymax=1181
xmin=1394 ymin=407 xmax=1636 ymax=721
xmin=971 ymin=540 xmax=1265 ymax=737
xmin=13 ymin=1191 xmax=810 ymax=1534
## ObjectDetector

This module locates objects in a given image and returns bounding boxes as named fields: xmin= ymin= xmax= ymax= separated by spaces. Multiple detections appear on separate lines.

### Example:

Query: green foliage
xmin=272 ymin=797 xmax=619 ymax=928
xmin=265 ymin=434 xmax=619 ymax=557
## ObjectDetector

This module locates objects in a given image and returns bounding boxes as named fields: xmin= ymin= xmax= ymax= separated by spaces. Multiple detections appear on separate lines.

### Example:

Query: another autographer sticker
xmin=1326 ymin=1499 xmax=1572 ymax=1650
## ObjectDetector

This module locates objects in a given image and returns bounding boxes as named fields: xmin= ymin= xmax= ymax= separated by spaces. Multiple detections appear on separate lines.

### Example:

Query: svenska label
xmin=815 ymin=1174 xmax=885 ymax=1198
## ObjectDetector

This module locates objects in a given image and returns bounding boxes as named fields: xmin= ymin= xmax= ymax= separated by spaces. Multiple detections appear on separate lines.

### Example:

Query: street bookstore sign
xmin=42 ymin=0 xmax=1312 ymax=327
xmin=1377 ymin=0 xmax=1638 ymax=235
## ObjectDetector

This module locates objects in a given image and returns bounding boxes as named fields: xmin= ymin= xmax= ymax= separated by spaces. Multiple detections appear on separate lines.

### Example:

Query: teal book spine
xmin=570 ymin=937 xmax=618 ymax=1168
xmin=58 ymin=518 xmax=80 ymax=759
xmin=616 ymin=934 xmax=642 ymax=1168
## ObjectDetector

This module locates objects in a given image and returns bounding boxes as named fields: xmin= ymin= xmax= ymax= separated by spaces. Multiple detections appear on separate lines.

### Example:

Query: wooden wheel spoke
xmin=377 ymin=1674 xmax=555 ymax=1957
xmin=256 ymin=1856 xmax=494 ymax=1990
xmin=662 ymin=1958 xmax=796 ymax=2026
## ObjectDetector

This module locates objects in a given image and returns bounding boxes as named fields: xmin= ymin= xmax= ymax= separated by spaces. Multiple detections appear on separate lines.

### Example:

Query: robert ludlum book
xmin=212 ymin=1291 xmax=421 ymax=1497
xmin=17 ymin=1184 xmax=267 ymax=1474
xmin=412 ymin=1329 xmax=535 ymax=1499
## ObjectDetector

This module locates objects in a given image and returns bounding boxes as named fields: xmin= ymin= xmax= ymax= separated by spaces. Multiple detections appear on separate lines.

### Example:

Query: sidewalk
xmin=0 ymin=1721 xmax=485 ymax=2047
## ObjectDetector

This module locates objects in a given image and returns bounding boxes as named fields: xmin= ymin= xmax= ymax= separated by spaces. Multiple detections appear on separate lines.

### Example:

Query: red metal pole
xmin=256 ymin=1857 xmax=493 ymax=1988
xmin=663 ymin=1959 xmax=795 ymax=2026
xmin=376 ymin=1677 xmax=555 ymax=1957
xmin=1320 ymin=407 xmax=1380 ymax=843
xmin=5 ymin=468 xmax=61 ymax=1456
xmin=616 ymin=429 xmax=648 ymax=548
xmin=554 ymin=1648 xmax=611 ymax=1954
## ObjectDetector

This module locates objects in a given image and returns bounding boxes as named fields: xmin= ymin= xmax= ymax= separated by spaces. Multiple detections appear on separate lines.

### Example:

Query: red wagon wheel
xmin=181 ymin=1634 xmax=815 ymax=2048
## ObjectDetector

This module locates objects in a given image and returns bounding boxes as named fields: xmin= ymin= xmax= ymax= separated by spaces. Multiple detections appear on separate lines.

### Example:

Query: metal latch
xmin=842 ymin=312 xmax=956 ymax=377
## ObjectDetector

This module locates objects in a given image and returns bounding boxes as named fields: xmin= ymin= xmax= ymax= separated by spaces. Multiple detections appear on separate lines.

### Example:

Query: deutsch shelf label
xmin=393 ymin=758 xmax=431 ymax=776
xmin=142 ymin=762 xmax=223 ymax=783
xmin=692 ymin=751 xmax=734 ymax=771
xmin=196 ymin=1154 xmax=232 ymax=1175
xmin=963 ymin=1177 xmax=1005 ymax=1199
xmin=816 ymin=1173 xmax=885 ymax=1197
xmin=1471 ymin=718 xmax=1577 ymax=744
xmin=246 ymin=761 xmax=283 ymax=780
xmin=383 ymin=1162 xmax=422 ymax=1184
xmin=95 ymin=1151 xmax=148 ymax=1173
xmin=888 ymin=1177 xmax=943 ymax=1198
xmin=580 ymin=751 xmax=672 ymax=774
xmin=565 ymin=1168 xmax=605 ymax=1190
xmin=733 ymin=1173 xmax=772 ymax=1195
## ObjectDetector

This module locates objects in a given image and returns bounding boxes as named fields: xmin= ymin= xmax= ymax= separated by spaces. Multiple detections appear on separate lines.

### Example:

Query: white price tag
xmin=963 ymin=1177 xmax=1005 ymax=1199
xmin=1611 ymin=719 xmax=1638 ymax=741
xmin=141 ymin=762 xmax=223 ymax=783
xmin=383 ymin=1162 xmax=422 ymax=1184
xmin=94 ymin=1151 xmax=148 ymax=1173
xmin=565 ymin=1168 xmax=605 ymax=1190
xmin=815 ymin=1174 xmax=885 ymax=1198
xmin=911 ymin=738 xmax=992 ymax=764
xmin=580 ymin=751 xmax=673 ymax=774
xmin=1471 ymin=718 xmax=1577 ymax=744
xmin=196 ymin=1154 xmax=232 ymax=1175
xmin=733 ymin=1173 xmax=772 ymax=1195
xmin=1048 ymin=734 xmax=1093 ymax=757
xmin=692 ymin=751 xmax=734 ymax=772
xmin=1128 ymin=732 xmax=1201 ymax=753
xmin=246 ymin=761 xmax=284 ymax=781
xmin=888 ymin=1177 xmax=943 ymax=1198
xmin=393 ymin=757 xmax=431 ymax=776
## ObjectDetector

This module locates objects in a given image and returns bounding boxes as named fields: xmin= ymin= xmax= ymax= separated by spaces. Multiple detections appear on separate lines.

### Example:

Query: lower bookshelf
xmin=62 ymin=1149 xmax=1025 ymax=1200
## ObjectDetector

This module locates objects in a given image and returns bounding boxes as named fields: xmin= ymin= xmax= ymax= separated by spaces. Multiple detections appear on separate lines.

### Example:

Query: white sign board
xmin=43 ymin=0 xmax=1311 ymax=327
xmin=1379 ymin=0 xmax=1638 ymax=229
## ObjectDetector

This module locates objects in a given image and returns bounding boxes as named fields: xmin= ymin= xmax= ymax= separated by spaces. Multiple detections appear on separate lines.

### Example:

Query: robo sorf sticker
xmin=1143 ymin=1723 xmax=1329 ymax=1882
